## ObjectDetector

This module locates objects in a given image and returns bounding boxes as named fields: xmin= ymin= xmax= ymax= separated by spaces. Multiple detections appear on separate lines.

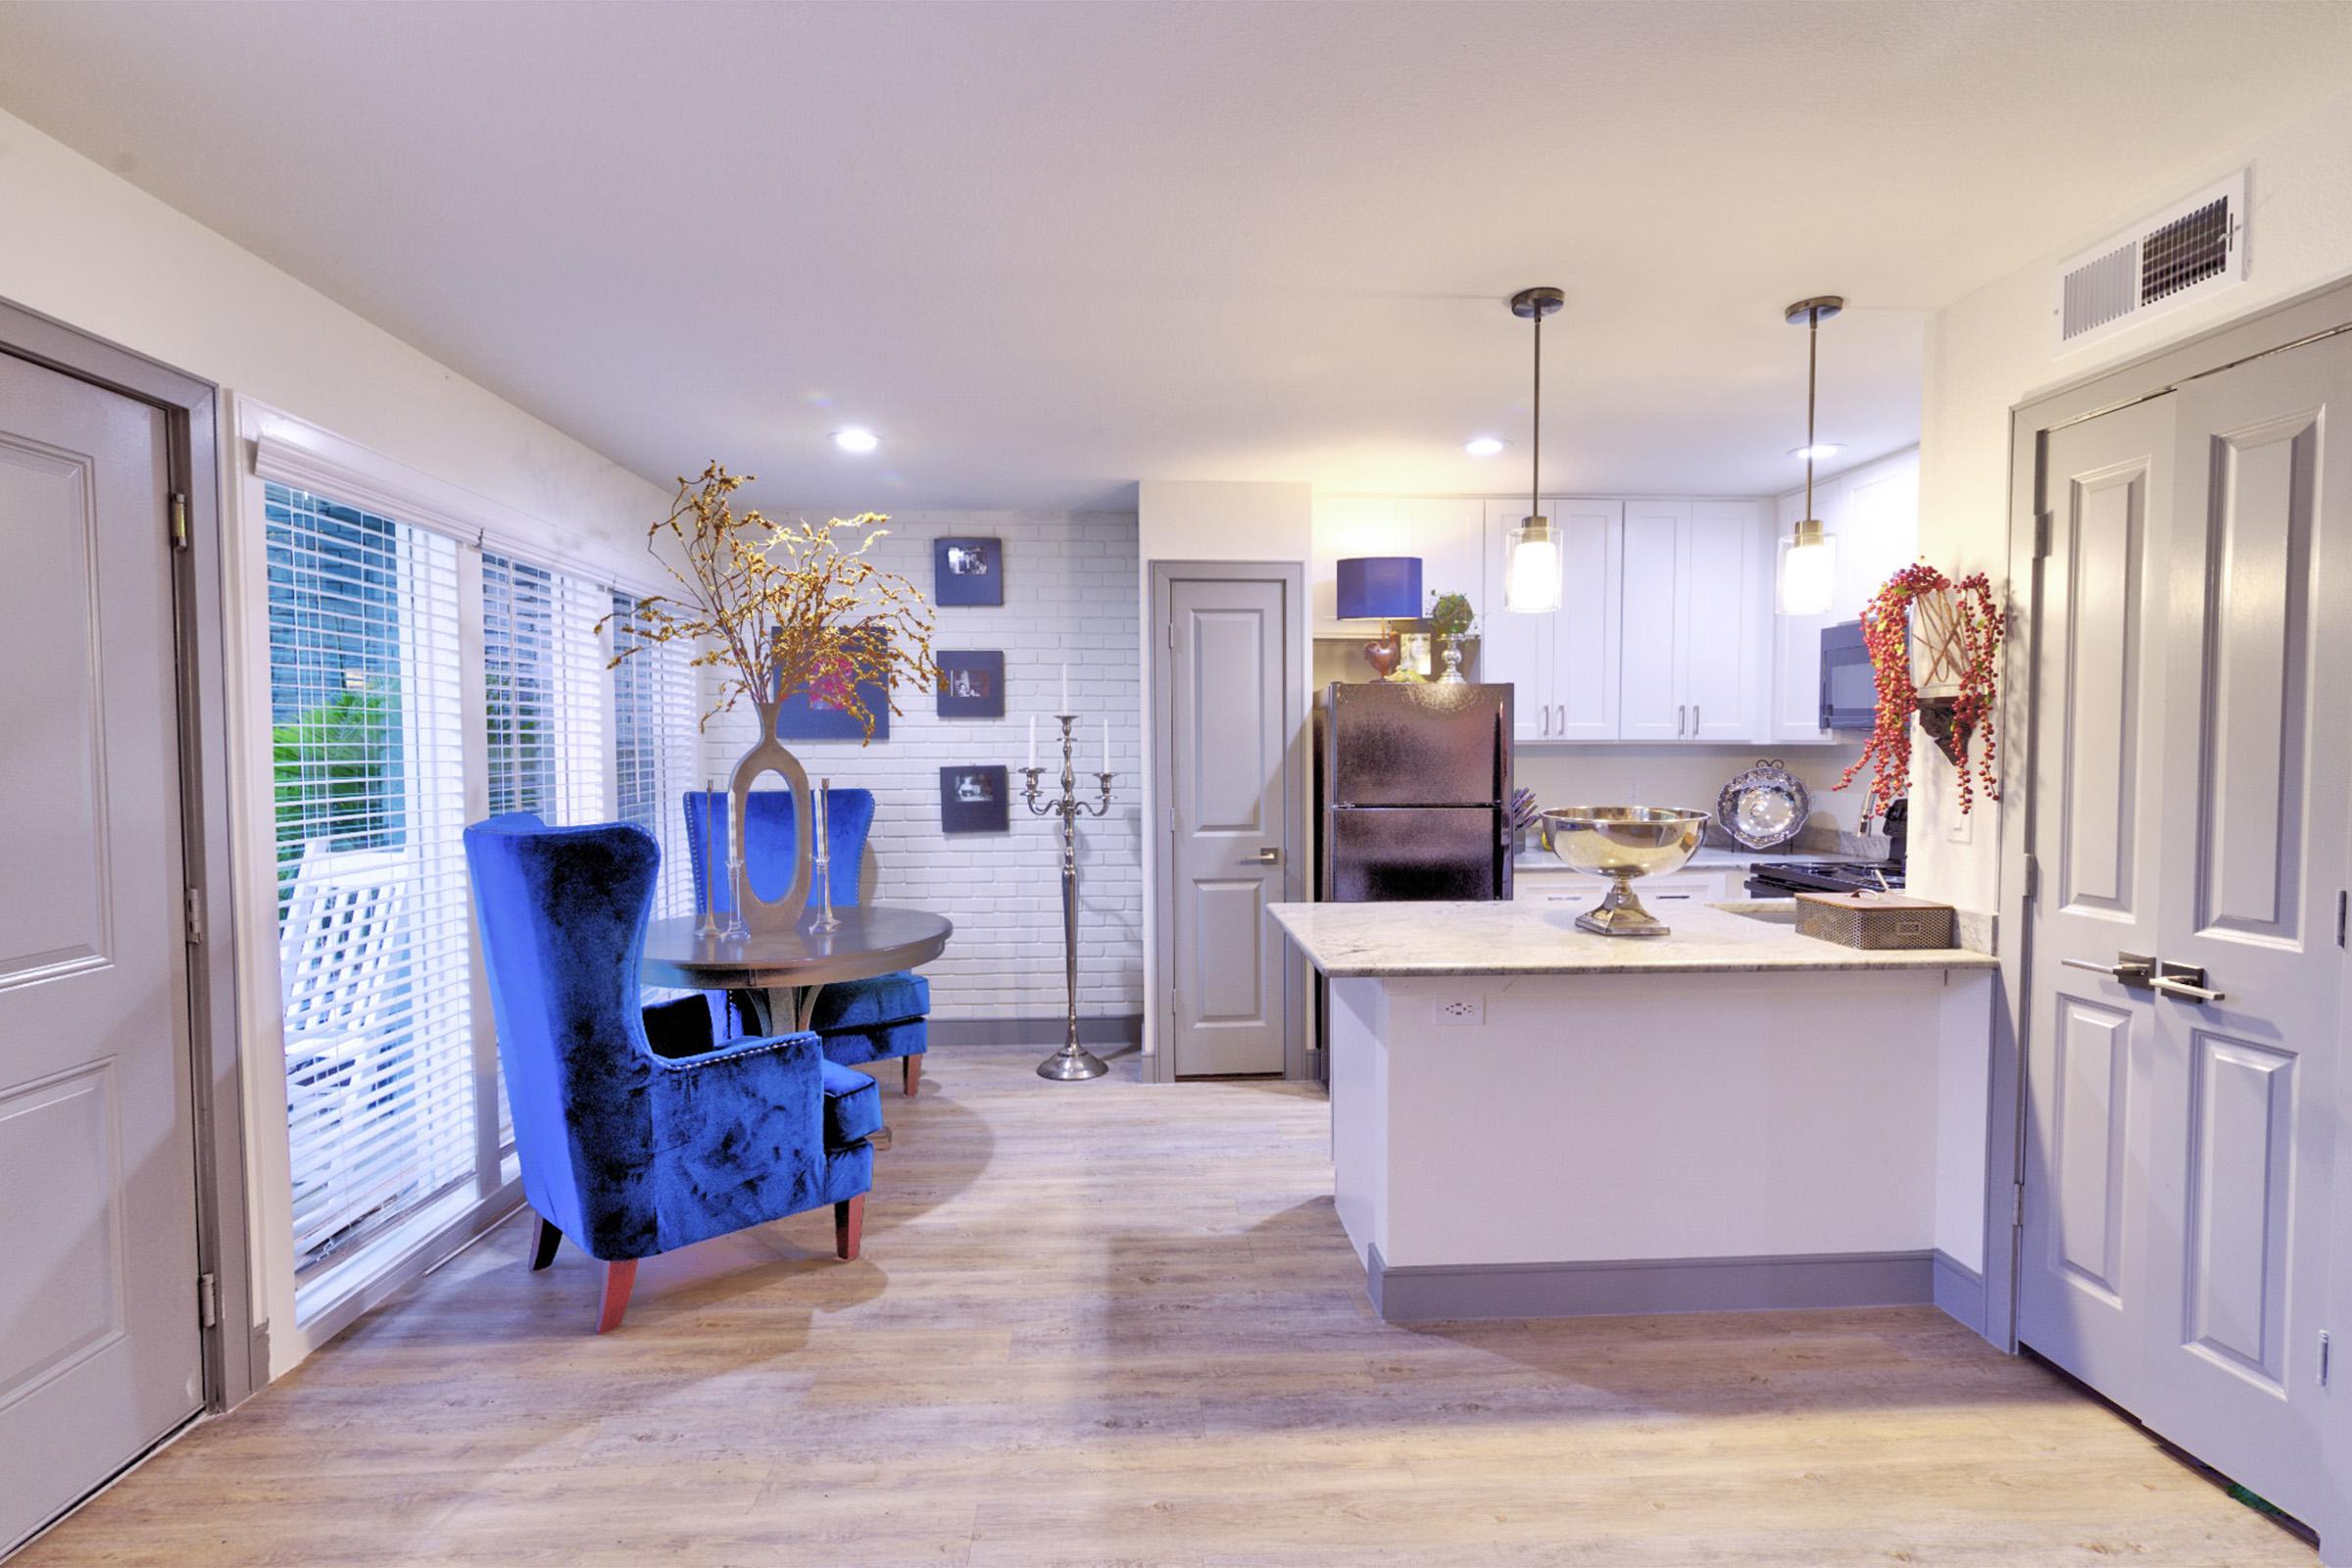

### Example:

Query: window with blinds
xmin=267 ymin=483 xmax=476 ymax=1275
xmin=612 ymin=592 xmax=702 ymax=920
xmin=482 ymin=553 xmax=610 ymax=826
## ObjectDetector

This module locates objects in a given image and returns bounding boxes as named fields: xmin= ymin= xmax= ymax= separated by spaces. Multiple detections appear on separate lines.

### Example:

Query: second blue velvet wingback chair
xmin=464 ymin=813 xmax=882 ymax=1333
xmin=683 ymin=788 xmax=932 ymax=1094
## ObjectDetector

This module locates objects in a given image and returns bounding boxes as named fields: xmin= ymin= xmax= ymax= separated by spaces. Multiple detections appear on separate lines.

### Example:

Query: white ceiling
xmin=3 ymin=1 xmax=2350 ymax=512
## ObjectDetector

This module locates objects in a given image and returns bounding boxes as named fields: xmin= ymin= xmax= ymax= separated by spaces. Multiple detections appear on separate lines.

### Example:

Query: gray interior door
xmin=2018 ymin=394 xmax=2175 ymax=1404
xmin=1165 ymin=573 xmax=1292 ymax=1077
xmin=0 ymin=350 xmax=203 ymax=1553
xmin=2020 ymin=333 xmax=2349 ymax=1524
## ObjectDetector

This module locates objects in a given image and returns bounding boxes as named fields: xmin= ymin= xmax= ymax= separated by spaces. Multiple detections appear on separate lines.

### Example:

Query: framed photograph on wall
xmin=933 ymin=536 xmax=1004 ymax=606
xmin=776 ymin=628 xmax=892 ymax=741
xmin=934 ymin=650 xmax=1005 ymax=718
xmin=939 ymin=764 xmax=1009 ymax=833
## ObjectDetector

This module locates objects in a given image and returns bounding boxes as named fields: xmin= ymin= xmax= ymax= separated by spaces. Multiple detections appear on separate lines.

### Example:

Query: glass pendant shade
xmin=1504 ymin=515 xmax=1562 ymax=613
xmin=1776 ymin=519 xmax=1838 ymax=616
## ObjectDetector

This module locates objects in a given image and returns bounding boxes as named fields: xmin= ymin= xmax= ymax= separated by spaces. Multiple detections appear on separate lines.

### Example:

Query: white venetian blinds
xmin=482 ymin=552 xmax=610 ymax=826
xmin=612 ymin=592 xmax=702 ymax=919
xmin=267 ymin=483 xmax=477 ymax=1274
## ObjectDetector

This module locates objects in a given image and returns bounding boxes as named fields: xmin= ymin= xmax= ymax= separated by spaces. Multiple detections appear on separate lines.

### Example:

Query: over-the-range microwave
xmin=1819 ymin=620 xmax=1879 ymax=731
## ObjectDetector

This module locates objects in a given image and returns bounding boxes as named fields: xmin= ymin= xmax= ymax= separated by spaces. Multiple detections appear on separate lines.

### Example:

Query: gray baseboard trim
xmin=1364 ymin=1244 xmax=1940 ymax=1323
xmin=929 ymin=1014 xmax=1143 ymax=1049
xmin=1932 ymin=1249 xmax=1987 ymax=1338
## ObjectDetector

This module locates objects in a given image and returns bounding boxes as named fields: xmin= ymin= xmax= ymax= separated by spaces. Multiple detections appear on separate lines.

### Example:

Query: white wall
xmin=1914 ymin=84 xmax=2352 ymax=911
xmin=0 ymin=105 xmax=670 ymax=1375
xmin=1136 ymin=480 xmax=1315 ymax=1057
xmin=702 ymin=509 xmax=1144 ymax=1023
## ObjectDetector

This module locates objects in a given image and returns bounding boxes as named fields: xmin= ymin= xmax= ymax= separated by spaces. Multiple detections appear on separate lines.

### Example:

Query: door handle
xmin=1692 ymin=704 xmax=1700 ymax=732
xmin=1556 ymin=704 xmax=1567 ymax=734
xmin=1248 ymin=847 xmax=1280 ymax=864
xmin=1541 ymin=704 xmax=1550 ymax=737
xmin=2151 ymin=959 xmax=2225 ymax=1004
xmin=2062 ymin=952 xmax=2153 ymax=990
xmin=1677 ymin=705 xmax=1686 ymax=737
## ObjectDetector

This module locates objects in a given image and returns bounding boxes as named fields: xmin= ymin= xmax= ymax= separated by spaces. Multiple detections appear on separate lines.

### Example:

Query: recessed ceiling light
xmin=1788 ymin=442 xmax=1843 ymax=461
xmin=1463 ymin=436 xmax=1506 ymax=457
xmin=833 ymin=428 xmax=880 ymax=454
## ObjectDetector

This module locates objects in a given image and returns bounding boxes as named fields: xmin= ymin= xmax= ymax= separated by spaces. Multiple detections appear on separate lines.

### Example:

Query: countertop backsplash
xmin=1508 ymin=744 xmax=1871 ymax=835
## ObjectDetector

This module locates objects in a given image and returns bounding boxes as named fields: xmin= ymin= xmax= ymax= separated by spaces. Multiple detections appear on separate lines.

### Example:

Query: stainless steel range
xmin=1744 ymin=859 xmax=1905 ymax=898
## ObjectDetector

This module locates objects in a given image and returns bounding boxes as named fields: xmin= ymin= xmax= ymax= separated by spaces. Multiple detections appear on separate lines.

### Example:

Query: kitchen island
xmin=1269 ymin=897 xmax=1999 ymax=1334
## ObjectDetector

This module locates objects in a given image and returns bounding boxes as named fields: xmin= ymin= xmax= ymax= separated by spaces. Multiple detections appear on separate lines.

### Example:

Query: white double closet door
xmin=2019 ymin=329 xmax=2352 ymax=1524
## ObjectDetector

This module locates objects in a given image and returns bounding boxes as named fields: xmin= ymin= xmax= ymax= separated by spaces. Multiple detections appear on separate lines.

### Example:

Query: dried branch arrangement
xmin=602 ymin=462 xmax=935 ymax=739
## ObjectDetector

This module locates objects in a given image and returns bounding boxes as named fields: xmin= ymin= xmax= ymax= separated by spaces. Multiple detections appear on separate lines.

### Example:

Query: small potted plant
xmin=1426 ymin=590 xmax=1479 ymax=685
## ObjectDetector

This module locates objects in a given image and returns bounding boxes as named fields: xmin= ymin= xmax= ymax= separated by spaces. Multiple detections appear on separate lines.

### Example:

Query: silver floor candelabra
xmin=1021 ymin=713 xmax=1116 ymax=1081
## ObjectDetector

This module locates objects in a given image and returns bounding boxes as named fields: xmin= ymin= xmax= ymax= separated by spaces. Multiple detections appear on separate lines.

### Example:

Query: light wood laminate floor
xmin=21 ymin=1042 xmax=2316 ymax=1567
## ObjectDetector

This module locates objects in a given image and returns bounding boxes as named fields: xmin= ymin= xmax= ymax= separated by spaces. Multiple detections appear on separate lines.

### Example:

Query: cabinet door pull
xmin=1541 ymin=703 xmax=1550 ymax=737
xmin=1692 ymin=704 xmax=1701 ymax=733
xmin=1676 ymin=704 xmax=1686 ymax=737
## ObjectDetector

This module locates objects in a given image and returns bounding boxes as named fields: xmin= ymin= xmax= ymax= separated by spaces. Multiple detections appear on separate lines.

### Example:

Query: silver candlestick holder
xmin=1021 ymin=713 xmax=1116 ymax=1081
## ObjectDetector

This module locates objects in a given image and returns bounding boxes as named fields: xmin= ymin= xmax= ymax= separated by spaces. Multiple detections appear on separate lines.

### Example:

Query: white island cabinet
xmin=1268 ymin=898 xmax=1998 ymax=1333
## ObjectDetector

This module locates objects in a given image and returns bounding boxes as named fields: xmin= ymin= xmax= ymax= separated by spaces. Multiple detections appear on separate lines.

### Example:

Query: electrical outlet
xmin=1435 ymin=996 xmax=1485 ymax=1027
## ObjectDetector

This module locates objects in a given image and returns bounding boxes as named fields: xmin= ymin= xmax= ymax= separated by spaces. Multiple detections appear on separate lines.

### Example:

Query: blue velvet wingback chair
xmin=683 ymin=789 xmax=932 ymax=1094
xmin=464 ymin=813 xmax=882 ymax=1333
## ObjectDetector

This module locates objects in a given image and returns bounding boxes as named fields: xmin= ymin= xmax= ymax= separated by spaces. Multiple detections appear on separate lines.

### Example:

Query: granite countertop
xmin=1267 ymin=898 xmax=1995 ymax=978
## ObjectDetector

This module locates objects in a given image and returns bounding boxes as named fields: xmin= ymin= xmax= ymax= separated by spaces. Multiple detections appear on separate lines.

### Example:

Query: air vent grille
xmin=2056 ymin=172 xmax=2245 ymax=351
xmin=2141 ymin=197 xmax=2231 ymax=305
xmin=2063 ymin=244 xmax=2137 ymax=340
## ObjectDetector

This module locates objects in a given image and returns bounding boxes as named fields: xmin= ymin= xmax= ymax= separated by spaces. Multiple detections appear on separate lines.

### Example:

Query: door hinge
xmin=184 ymin=886 xmax=205 ymax=946
xmin=2022 ymin=855 xmax=2040 ymax=903
xmin=2033 ymin=510 xmax=2053 ymax=560
xmin=2013 ymin=1180 xmax=2027 ymax=1228
xmin=198 ymin=1272 xmax=220 ymax=1330
xmin=170 ymin=492 xmax=190 ymax=551
xmin=2336 ymin=890 xmax=2347 ymax=949
xmin=2321 ymin=1330 xmax=2332 ymax=1388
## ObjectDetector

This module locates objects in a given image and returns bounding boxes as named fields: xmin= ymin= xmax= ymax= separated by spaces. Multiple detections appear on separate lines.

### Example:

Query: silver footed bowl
xmin=1539 ymin=806 xmax=1711 ymax=937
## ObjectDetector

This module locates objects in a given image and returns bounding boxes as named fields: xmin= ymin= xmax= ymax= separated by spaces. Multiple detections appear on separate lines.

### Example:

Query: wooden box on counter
xmin=1793 ymin=890 xmax=1957 ymax=951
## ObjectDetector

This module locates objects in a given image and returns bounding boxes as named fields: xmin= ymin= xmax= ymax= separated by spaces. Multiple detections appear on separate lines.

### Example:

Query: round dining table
xmin=639 ymin=906 xmax=954 ymax=1036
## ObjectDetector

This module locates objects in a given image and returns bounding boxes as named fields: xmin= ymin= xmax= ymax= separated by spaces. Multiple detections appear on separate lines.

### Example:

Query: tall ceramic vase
xmin=729 ymin=696 xmax=813 ymax=932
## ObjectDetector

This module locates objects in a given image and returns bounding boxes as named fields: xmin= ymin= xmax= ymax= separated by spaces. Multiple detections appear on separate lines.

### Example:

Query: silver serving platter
xmin=1716 ymin=759 xmax=1810 ymax=851
xmin=1540 ymin=806 xmax=1711 ymax=936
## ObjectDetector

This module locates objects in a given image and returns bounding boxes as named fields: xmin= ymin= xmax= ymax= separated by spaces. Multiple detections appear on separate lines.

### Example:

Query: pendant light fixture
xmin=1777 ymin=295 xmax=1843 ymax=616
xmin=1502 ymin=286 xmax=1566 ymax=613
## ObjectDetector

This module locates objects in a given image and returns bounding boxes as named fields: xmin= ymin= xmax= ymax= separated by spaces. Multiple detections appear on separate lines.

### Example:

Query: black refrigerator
xmin=1320 ymin=682 xmax=1514 ymax=902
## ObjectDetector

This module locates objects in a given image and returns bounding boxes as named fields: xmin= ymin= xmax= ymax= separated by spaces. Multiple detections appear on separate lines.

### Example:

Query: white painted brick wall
xmin=699 ymin=510 xmax=1143 ymax=1021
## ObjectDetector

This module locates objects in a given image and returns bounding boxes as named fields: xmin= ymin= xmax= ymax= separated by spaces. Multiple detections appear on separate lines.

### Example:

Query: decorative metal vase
xmin=728 ymin=695 xmax=814 ymax=932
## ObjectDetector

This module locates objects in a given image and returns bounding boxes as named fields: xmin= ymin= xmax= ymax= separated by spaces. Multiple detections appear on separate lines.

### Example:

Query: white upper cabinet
xmin=1617 ymin=502 xmax=1686 ymax=741
xmin=1481 ymin=499 xmax=1621 ymax=743
xmin=1764 ymin=447 xmax=1921 ymax=744
xmin=1618 ymin=499 xmax=1767 ymax=743
xmin=1313 ymin=489 xmax=1792 ymax=748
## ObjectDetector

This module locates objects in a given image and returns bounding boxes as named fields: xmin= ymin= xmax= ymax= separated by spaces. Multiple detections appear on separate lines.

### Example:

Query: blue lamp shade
xmin=1335 ymin=556 xmax=1424 ymax=621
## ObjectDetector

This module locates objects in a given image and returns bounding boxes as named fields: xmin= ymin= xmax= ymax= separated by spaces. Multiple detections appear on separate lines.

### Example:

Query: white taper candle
xmin=1060 ymin=663 xmax=1071 ymax=715
xmin=1101 ymin=719 xmax=1110 ymax=776
xmin=1027 ymin=715 xmax=1037 ymax=769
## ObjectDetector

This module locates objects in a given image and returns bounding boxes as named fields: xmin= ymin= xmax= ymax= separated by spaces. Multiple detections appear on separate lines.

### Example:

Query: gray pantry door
xmin=0 ymin=350 xmax=204 ymax=1552
xmin=2019 ymin=332 xmax=2349 ymax=1525
xmin=1162 ymin=571 xmax=1294 ymax=1077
